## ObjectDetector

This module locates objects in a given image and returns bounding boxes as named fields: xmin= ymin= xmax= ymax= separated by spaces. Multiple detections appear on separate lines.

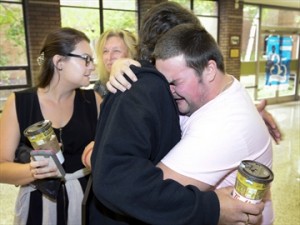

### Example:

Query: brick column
xmin=218 ymin=0 xmax=243 ymax=80
xmin=25 ymin=0 xmax=61 ymax=85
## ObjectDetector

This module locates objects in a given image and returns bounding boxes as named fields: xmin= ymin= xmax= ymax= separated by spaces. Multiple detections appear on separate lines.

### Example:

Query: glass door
xmin=256 ymin=31 xmax=299 ymax=103
xmin=240 ymin=5 xmax=300 ymax=104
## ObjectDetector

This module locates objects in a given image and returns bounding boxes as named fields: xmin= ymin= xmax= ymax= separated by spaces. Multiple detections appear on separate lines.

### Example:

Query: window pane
xmin=199 ymin=16 xmax=218 ymax=41
xmin=171 ymin=0 xmax=190 ymax=9
xmin=194 ymin=1 xmax=218 ymax=16
xmin=0 ymin=69 xmax=27 ymax=86
xmin=2 ymin=0 xmax=22 ymax=2
xmin=241 ymin=5 xmax=260 ymax=62
xmin=172 ymin=0 xmax=218 ymax=16
xmin=103 ymin=0 xmax=136 ymax=10
xmin=103 ymin=10 xmax=137 ymax=33
xmin=290 ymin=35 xmax=299 ymax=60
xmin=61 ymin=7 xmax=100 ymax=41
xmin=171 ymin=0 xmax=218 ymax=42
xmin=262 ymin=8 xmax=300 ymax=29
xmin=0 ymin=3 xmax=27 ymax=66
xmin=60 ymin=0 xmax=99 ymax=7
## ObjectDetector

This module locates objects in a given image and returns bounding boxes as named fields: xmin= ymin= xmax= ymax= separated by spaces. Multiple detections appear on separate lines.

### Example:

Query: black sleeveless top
xmin=15 ymin=88 xmax=98 ymax=225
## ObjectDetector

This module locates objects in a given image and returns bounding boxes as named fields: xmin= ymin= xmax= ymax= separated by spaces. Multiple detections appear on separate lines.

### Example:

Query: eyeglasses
xmin=67 ymin=53 xmax=94 ymax=66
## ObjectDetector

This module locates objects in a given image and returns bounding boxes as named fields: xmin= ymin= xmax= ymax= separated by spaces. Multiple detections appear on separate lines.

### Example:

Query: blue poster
xmin=265 ymin=35 xmax=292 ymax=87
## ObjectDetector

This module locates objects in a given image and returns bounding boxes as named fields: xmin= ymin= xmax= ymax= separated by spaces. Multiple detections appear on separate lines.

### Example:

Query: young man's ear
xmin=206 ymin=60 xmax=218 ymax=82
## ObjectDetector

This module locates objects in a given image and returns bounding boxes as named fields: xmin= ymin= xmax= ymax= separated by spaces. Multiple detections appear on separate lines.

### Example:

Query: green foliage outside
xmin=103 ymin=10 xmax=137 ymax=34
xmin=0 ymin=3 xmax=25 ymax=67
xmin=61 ymin=7 xmax=137 ymax=47
xmin=0 ymin=3 xmax=26 ymax=87
xmin=61 ymin=7 xmax=101 ymax=42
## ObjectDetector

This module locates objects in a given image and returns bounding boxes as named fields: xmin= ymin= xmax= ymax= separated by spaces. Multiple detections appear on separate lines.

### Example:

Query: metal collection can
xmin=232 ymin=160 xmax=274 ymax=204
xmin=24 ymin=120 xmax=64 ymax=163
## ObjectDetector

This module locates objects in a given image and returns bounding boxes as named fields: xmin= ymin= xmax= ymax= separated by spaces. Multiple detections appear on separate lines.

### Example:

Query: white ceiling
xmin=242 ymin=0 xmax=300 ymax=9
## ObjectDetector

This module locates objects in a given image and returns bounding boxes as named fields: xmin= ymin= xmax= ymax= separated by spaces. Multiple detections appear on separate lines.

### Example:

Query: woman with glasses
xmin=0 ymin=27 xmax=102 ymax=225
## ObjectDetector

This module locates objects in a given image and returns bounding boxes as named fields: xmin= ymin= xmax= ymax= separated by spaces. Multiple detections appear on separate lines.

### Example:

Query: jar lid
xmin=238 ymin=160 xmax=274 ymax=184
xmin=24 ymin=120 xmax=52 ymax=136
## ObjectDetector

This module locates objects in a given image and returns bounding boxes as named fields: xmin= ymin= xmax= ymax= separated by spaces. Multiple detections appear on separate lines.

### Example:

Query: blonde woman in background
xmin=93 ymin=29 xmax=137 ymax=97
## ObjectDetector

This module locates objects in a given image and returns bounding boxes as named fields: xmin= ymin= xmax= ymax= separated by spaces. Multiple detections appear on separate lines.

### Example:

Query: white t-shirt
xmin=162 ymin=77 xmax=273 ymax=225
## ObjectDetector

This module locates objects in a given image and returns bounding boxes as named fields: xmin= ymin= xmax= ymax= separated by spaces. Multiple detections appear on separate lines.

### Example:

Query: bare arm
xmin=80 ymin=93 xmax=102 ymax=170
xmin=157 ymin=162 xmax=212 ymax=191
xmin=156 ymin=164 xmax=264 ymax=225
xmin=0 ymin=94 xmax=58 ymax=185
xmin=81 ymin=141 xmax=94 ymax=170
xmin=157 ymin=162 xmax=264 ymax=225
xmin=94 ymin=91 xmax=103 ymax=117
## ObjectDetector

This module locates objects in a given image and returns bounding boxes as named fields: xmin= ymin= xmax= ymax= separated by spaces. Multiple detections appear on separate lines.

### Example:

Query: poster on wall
xmin=265 ymin=35 xmax=292 ymax=88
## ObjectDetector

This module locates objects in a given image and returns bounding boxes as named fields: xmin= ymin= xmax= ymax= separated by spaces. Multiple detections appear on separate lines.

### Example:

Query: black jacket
xmin=88 ymin=61 xmax=220 ymax=225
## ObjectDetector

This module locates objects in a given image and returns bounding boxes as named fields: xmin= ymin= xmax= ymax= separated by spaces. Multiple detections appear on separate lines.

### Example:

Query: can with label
xmin=232 ymin=160 xmax=274 ymax=204
xmin=24 ymin=120 xmax=64 ymax=163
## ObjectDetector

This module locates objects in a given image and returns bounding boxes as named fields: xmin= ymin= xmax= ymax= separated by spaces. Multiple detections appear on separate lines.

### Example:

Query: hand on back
xmin=256 ymin=99 xmax=282 ymax=144
xmin=106 ymin=58 xmax=140 ymax=93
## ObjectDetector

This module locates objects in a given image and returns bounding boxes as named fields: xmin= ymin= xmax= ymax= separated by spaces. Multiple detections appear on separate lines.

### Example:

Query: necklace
xmin=59 ymin=127 xmax=64 ymax=151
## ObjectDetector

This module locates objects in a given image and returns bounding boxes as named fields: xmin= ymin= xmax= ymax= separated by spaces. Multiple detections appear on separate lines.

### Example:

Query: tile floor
xmin=0 ymin=101 xmax=299 ymax=225
xmin=267 ymin=101 xmax=300 ymax=225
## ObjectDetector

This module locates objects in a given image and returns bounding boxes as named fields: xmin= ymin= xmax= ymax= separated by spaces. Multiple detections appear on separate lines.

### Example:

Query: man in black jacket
xmin=88 ymin=2 xmax=264 ymax=225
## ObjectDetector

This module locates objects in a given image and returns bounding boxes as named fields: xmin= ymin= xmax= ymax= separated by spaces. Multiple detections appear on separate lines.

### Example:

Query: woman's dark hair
xmin=37 ymin=27 xmax=90 ymax=87
xmin=138 ymin=1 xmax=202 ymax=62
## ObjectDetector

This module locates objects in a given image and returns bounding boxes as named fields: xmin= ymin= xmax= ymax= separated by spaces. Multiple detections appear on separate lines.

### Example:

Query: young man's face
xmin=156 ymin=54 xmax=209 ymax=116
